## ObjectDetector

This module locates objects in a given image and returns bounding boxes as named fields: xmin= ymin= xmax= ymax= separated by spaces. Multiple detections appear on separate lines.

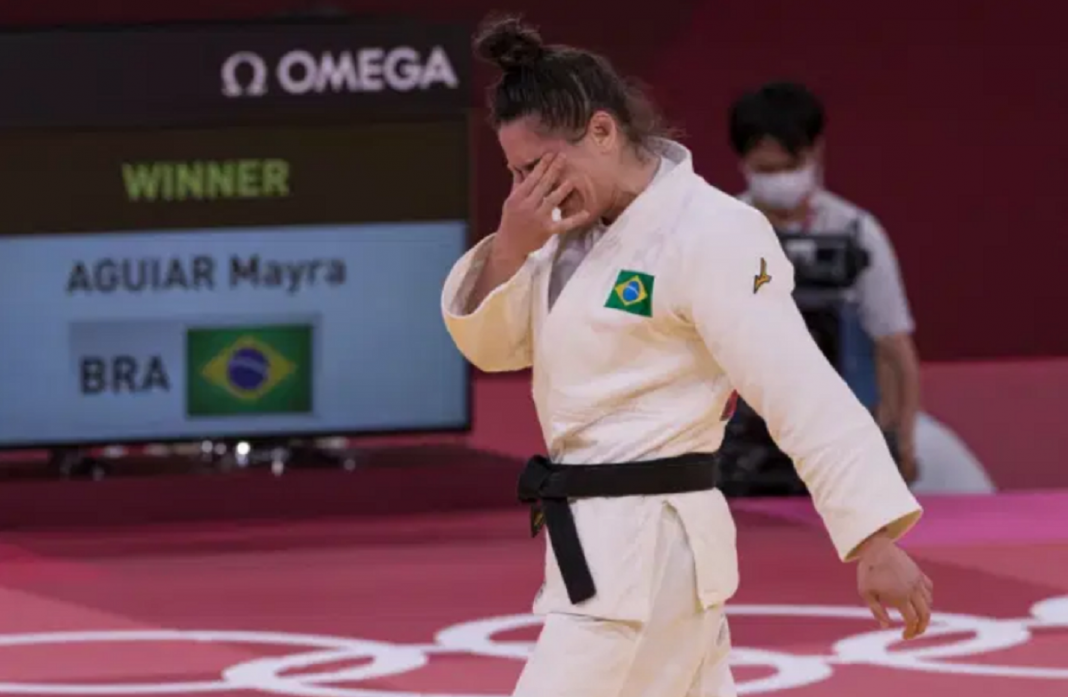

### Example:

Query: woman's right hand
xmin=495 ymin=152 xmax=591 ymax=261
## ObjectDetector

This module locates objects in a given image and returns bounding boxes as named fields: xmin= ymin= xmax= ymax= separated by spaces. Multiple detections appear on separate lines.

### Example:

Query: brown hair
xmin=473 ymin=15 xmax=675 ymax=150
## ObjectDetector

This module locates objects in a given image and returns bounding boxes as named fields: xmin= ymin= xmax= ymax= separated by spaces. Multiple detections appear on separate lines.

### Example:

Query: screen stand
xmin=51 ymin=447 xmax=108 ymax=481
xmin=277 ymin=440 xmax=364 ymax=472
xmin=234 ymin=439 xmax=362 ymax=475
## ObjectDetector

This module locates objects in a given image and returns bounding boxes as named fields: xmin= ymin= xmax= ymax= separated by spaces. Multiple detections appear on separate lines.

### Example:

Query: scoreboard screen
xmin=0 ymin=20 xmax=473 ymax=449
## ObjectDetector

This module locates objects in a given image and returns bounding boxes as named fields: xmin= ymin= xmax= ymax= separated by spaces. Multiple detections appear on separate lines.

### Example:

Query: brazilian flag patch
xmin=605 ymin=270 xmax=655 ymax=317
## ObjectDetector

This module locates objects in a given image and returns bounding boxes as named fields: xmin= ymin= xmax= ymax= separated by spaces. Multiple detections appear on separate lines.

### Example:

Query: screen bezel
xmin=0 ymin=17 xmax=476 ymax=450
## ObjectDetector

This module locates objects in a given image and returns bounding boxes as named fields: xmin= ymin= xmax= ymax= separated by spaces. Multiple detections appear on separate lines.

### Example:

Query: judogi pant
xmin=513 ymin=506 xmax=736 ymax=697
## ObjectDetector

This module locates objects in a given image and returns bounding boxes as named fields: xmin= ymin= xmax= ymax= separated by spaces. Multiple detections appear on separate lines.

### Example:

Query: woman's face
xmin=497 ymin=112 xmax=621 ymax=224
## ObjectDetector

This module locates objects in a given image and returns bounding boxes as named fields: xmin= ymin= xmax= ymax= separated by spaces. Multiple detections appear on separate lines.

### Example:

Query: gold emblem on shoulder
xmin=753 ymin=257 xmax=772 ymax=294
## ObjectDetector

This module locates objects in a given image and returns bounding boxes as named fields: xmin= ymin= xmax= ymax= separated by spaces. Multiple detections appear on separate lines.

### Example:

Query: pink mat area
xmin=0 ymin=493 xmax=1065 ymax=697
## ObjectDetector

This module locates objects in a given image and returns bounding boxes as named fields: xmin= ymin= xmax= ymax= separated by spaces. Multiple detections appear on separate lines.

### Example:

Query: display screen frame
xmin=0 ymin=17 xmax=476 ymax=450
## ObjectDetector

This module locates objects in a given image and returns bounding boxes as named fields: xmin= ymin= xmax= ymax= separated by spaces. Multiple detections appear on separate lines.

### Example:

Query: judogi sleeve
xmin=681 ymin=205 xmax=922 ymax=561
xmin=441 ymin=234 xmax=536 ymax=373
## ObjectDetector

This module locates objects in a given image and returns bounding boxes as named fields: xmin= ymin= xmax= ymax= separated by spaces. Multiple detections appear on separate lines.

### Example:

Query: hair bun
xmin=474 ymin=16 xmax=545 ymax=71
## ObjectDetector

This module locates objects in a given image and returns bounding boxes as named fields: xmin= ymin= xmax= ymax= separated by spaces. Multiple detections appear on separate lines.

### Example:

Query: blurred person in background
xmin=729 ymin=81 xmax=922 ymax=483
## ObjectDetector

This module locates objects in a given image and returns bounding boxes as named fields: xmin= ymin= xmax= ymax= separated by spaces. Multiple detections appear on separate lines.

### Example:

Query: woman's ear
xmin=588 ymin=110 xmax=618 ymax=151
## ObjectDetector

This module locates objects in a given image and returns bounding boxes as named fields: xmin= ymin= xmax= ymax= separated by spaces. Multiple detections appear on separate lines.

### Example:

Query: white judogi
xmin=441 ymin=140 xmax=921 ymax=696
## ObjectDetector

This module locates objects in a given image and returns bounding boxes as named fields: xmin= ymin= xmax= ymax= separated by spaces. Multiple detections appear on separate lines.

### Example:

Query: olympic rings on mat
xmin=0 ymin=595 xmax=1065 ymax=696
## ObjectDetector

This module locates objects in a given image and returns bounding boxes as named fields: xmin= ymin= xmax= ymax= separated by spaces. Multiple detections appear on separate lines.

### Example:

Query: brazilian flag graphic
xmin=186 ymin=324 xmax=313 ymax=417
xmin=605 ymin=270 xmax=655 ymax=318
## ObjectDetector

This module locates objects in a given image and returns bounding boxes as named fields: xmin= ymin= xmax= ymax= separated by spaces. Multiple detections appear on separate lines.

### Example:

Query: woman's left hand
xmin=856 ymin=532 xmax=933 ymax=640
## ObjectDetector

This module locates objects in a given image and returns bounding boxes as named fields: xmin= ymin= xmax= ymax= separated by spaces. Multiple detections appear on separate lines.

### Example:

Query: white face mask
xmin=745 ymin=163 xmax=818 ymax=211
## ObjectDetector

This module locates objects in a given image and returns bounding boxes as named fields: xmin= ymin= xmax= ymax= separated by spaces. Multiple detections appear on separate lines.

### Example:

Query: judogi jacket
xmin=442 ymin=140 xmax=921 ymax=621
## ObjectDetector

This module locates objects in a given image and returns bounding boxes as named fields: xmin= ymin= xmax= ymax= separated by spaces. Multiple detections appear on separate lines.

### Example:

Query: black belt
xmin=517 ymin=453 xmax=718 ymax=605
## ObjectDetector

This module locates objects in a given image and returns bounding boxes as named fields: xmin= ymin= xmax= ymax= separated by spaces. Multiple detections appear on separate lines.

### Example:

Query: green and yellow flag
xmin=186 ymin=324 xmax=312 ymax=417
xmin=605 ymin=270 xmax=655 ymax=318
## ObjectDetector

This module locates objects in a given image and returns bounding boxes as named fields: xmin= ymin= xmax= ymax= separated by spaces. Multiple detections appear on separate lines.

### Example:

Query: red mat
xmin=0 ymin=494 xmax=1066 ymax=696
